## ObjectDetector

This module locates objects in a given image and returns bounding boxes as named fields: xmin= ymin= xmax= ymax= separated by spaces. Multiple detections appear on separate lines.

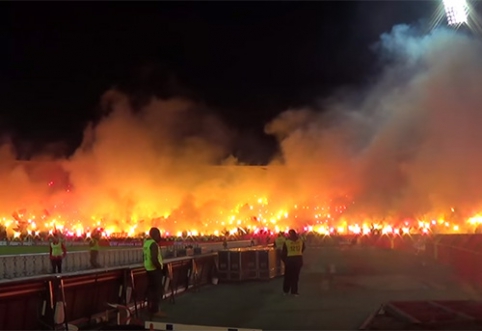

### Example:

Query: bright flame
xmin=0 ymin=164 xmax=480 ymax=238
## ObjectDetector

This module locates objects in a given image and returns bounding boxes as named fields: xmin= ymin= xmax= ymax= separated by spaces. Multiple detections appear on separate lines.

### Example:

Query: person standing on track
xmin=143 ymin=227 xmax=167 ymax=318
xmin=281 ymin=229 xmax=305 ymax=296
xmin=49 ymin=235 xmax=67 ymax=273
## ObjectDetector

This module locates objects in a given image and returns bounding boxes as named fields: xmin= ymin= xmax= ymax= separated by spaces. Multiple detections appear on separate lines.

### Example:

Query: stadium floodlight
xmin=443 ymin=0 xmax=469 ymax=26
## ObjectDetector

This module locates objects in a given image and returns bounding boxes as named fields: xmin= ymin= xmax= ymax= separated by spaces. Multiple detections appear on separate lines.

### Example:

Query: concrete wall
xmin=0 ymin=240 xmax=254 ymax=279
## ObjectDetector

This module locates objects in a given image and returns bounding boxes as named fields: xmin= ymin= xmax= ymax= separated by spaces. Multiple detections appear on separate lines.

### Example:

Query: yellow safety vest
xmin=90 ymin=239 xmax=100 ymax=251
xmin=275 ymin=237 xmax=286 ymax=250
xmin=143 ymin=238 xmax=163 ymax=271
xmin=285 ymin=238 xmax=303 ymax=257
xmin=51 ymin=242 xmax=63 ymax=257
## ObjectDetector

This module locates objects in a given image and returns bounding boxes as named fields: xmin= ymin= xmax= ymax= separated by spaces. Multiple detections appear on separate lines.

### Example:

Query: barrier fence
xmin=0 ymin=240 xmax=253 ymax=280
xmin=3 ymin=234 xmax=482 ymax=330
xmin=217 ymin=247 xmax=283 ymax=281
xmin=0 ymin=250 xmax=224 ymax=330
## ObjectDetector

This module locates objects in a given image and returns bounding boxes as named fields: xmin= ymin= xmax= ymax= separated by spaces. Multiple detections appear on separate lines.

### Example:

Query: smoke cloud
xmin=61 ymin=92 xmax=238 ymax=232
xmin=2 ymin=24 xmax=482 ymax=235
xmin=267 ymin=25 xmax=482 ymax=222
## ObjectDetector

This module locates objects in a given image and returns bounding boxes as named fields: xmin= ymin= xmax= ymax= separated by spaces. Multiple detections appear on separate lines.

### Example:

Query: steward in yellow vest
xmin=89 ymin=234 xmax=102 ymax=268
xmin=143 ymin=227 xmax=167 ymax=319
xmin=281 ymin=229 xmax=305 ymax=296
xmin=275 ymin=233 xmax=286 ymax=250
xmin=49 ymin=236 xmax=67 ymax=274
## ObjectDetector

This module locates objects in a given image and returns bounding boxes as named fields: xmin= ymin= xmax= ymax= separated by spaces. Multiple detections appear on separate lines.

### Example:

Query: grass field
xmin=0 ymin=245 xmax=137 ymax=255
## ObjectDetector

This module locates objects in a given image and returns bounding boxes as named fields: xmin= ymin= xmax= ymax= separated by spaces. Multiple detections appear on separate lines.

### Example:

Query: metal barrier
xmin=0 ymin=240 xmax=253 ymax=280
xmin=0 ymin=253 xmax=218 ymax=330
xmin=217 ymin=247 xmax=281 ymax=282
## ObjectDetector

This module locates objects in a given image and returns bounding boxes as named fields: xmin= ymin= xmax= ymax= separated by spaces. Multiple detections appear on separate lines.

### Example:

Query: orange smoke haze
xmin=2 ymin=26 xmax=482 ymax=237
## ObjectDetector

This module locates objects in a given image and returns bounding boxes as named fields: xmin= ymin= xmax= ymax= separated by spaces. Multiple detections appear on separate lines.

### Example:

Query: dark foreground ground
xmin=144 ymin=245 xmax=482 ymax=330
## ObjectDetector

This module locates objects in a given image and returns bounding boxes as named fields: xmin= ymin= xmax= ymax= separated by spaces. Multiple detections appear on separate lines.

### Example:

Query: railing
xmin=0 ymin=240 xmax=253 ymax=279
xmin=0 ymin=253 xmax=218 ymax=330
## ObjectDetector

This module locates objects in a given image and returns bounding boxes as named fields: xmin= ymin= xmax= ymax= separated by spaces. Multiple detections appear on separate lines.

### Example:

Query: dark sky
xmin=2 ymin=1 xmax=438 ymax=161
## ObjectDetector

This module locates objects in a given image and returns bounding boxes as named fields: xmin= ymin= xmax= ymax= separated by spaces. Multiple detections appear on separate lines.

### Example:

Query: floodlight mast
xmin=443 ymin=0 xmax=469 ymax=26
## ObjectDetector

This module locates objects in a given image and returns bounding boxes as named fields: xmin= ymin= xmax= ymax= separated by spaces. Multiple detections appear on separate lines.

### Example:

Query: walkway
xmin=145 ymin=245 xmax=482 ymax=330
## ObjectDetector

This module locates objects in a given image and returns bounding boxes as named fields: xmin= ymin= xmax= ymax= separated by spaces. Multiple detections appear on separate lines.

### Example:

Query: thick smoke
xmin=61 ymin=91 xmax=237 ymax=232
xmin=267 ymin=25 xmax=482 ymax=221
xmin=3 ymin=25 xmax=482 ymax=235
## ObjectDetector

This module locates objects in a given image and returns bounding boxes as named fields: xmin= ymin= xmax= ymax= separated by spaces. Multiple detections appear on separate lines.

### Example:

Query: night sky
xmin=3 ymin=1 xmax=438 ymax=162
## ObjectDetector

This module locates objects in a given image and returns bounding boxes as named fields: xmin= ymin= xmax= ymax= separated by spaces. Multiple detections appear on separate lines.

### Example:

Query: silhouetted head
xmin=288 ymin=229 xmax=297 ymax=239
xmin=149 ymin=227 xmax=161 ymax=242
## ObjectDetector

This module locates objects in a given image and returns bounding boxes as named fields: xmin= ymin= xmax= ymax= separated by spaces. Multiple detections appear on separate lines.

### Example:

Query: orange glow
xmin=0 ymin=162 xmax=481 ymax=238
xmin=8 ymin=29 xmax=482 ymax=241
xmin=1 ymin=191 xmax=480 ymax=238
xmin=0 ymin=212 xmax=477 ymax=237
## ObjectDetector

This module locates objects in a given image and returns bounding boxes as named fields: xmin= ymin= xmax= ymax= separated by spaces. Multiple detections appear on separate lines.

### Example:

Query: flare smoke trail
xmin=2 ymin=25 xmax=482 ymax=233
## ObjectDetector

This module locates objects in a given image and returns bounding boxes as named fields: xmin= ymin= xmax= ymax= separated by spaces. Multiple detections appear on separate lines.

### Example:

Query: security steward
xmin=275 ymin=232 xmax=286 ymax=250
xmin=89 ymin=232 xmax=102 ymax=268
xmin=281 ymin=229 xmax=305 ymax=296
xmin=143 ymin=227 xmax=167 ymax=318
xmin=49 ymin=235 xmax=67 ymax=273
